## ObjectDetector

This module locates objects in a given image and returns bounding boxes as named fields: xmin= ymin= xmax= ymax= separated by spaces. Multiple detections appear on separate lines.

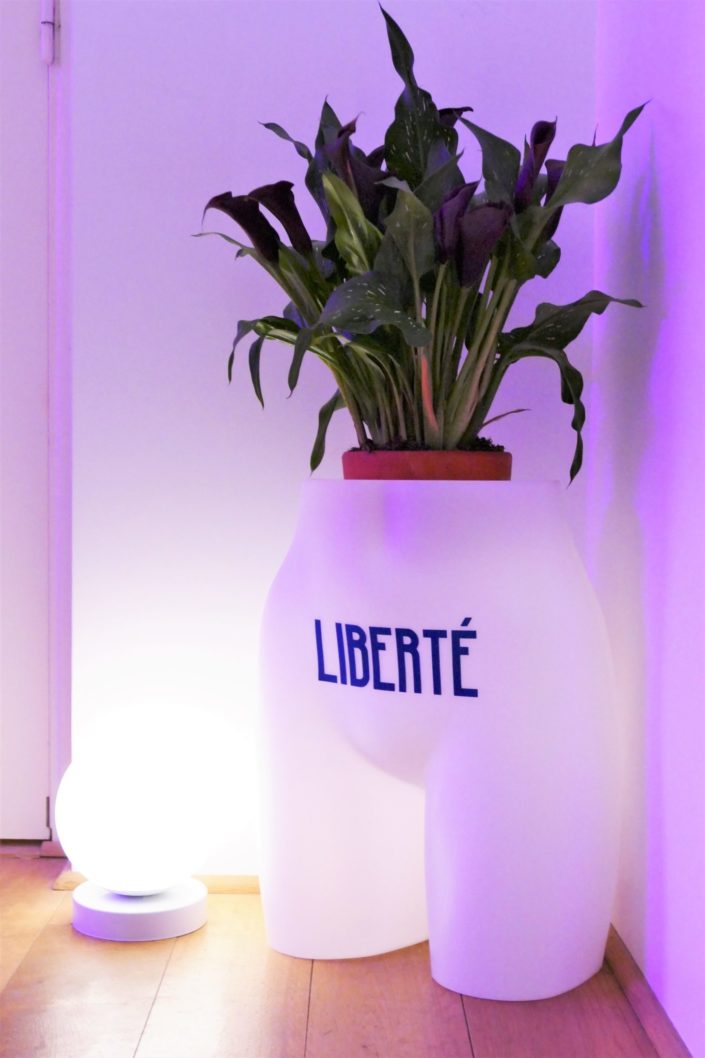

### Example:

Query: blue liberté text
xmin=314 ymin=618 xmax=478 ymax=698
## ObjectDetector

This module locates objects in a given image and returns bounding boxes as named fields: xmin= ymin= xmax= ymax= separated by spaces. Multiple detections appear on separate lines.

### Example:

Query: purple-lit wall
xmin=589 ymin=4 xmax=705 ymax=1053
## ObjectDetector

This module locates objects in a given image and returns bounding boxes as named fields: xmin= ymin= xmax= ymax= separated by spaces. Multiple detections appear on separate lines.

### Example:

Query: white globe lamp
xmin=56 ymin=705 xmax=229 ymax=941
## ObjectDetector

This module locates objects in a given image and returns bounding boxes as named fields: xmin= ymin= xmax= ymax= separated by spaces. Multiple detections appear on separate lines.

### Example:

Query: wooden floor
xmin=0 ymin=848 xmax=691 ymax=1058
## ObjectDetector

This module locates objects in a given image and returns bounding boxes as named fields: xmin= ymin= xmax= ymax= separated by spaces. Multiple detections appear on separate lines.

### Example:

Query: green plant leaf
xmin=379 ymin=176 xmax=412 ymax=193
xmin=310 ymin=390 xmax=345 ymax=471
xmin=288 ymin=326 xmax=315 ymax=393
xmin=253 ymin=315 xmax=301 ymax=344
xmin=228 ymin=319 xmax=259 ymax=382
xmin=322 ymin=171 xmax=382 ymax=275
xmin=276 ymin=246 xmax=328 ymax=324
xmin=260 ymin=122 xmax=312 ymax=162
xmin=414 ymin=147 xmax=465 ymax=213
xmin=319 ymin=271 xmax=431 ymax=345
xmin=547 ymin=104 xmax=646 ymax=209
xmin=380 ymin=6 xmax=453 ymax=188
xmin=490 ymin=342 xmax=586 ymax=482
xmin=385 ymin=91 xmax=445 ymax=189
xmin=481 ymin=407 xmax=529 ymax=428
xmin=373 ymin=230 xmax=412 ymax=301
xmin=324 ymin=118 xmax=388 ymax=223
xmin=303 ymin=101 xmax=344 ymax=225
xmin=380 ymin=4 xmax=417 ymax=85
xmin=314 ymin=100 xmax=342 ymax=151
xmin=501 ymin=290 xmax=643 ymax=351
xmin=459 ymin=118 xmax=521 ymax=204
xmin=505 ymin=224 xmax=538 ymax=283
xmin=535 ymin=239 xmax=561 ymax=278
xmin=382 ymin=189 xmax=435 ymax=288
xmin=248 ymin=335 xmax=265 ymax=406
xmin=193 ymin=230 xmax=247 ymax=250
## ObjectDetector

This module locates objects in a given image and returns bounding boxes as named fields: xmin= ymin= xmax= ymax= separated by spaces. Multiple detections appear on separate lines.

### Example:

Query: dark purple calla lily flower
xmin=438 ymin=106 xmax=473 ymax=128
xmin=203 ymin=192 xmax=281 ymax=263
xmin=324 ymin=118 xmax=387 ymax=222
xmin=545 ymin=158 xmax=565 ymax=202
xmin=434 ymin=181 xmax=480 ymax=263
xmin=542 ymin=158 xmax=566 ymax=240
xmin=515 ymin=119 xmax=557 ymax=210
xmin=249 ymin=180 xmax=313 ymax=257
xmin=456 ymin=203 xmax=512 ymax=287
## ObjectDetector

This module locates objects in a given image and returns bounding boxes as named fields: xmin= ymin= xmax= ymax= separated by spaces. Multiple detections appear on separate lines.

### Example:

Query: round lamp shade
xmin=56 ymin=705 xmax=229 ymax=896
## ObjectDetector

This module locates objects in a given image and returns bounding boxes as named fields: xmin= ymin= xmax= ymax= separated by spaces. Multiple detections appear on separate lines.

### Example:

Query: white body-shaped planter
xmin=259 ymin=480 xmax=620 ymax=1000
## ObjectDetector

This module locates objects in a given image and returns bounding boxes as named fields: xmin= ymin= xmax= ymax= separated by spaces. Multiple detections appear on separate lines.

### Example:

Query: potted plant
xmin=202 ymin=8 xmax=643 ymax=1001
xmin=202 ymin=9 xmax=641 ymax=485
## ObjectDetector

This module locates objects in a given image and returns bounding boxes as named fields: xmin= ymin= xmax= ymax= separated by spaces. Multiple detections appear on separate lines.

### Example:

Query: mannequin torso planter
xmin=202 ymin=3 xmax=642 ymax=1005
xmin=259 ymin=461 xmax=620 ymax=1000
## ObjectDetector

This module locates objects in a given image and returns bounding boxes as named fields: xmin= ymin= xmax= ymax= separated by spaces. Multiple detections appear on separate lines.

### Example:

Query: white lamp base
xmin=72 ymin=878 xmax=208 ymax=941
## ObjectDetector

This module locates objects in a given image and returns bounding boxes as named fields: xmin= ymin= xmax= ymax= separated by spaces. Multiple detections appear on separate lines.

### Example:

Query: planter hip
xmin=258 ymin=480 xmax=620 ymax=999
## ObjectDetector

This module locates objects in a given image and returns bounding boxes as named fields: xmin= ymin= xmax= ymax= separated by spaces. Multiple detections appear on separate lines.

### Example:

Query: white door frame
xmin=47 ymin=0 xmax=72 ymax=840
xmin=0 ymin=0 xmax=71 ymax=840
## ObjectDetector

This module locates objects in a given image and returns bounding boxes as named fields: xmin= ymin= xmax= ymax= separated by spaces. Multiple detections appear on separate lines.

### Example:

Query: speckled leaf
xmin=438 ymin=107 xmax=473 ymax=153
xmin=319 ymin=271 xmax=431 ymax=345
xmin=501 ymin=290 xmax=642 ymax=351
xmin=373 ymin=229 xmax=412 ymax=301
xmin=535 ymin=239 xmax=561 ymax=278
xmin=384 ymin=190 xmax=435 ymax=284
xmin=381 ymin=6 xmax=453 ymax=188
xmin=547 ymin=104 xmax=646 ymax=208
xmin=505 ymin=224 xmax=538 ymax=283
xmin=385 ymin=88 xmax=448 ymax=189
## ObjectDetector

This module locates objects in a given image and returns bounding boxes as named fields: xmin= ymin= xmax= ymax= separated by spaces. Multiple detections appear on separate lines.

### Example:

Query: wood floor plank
xmin=463 ymin=963 xmax=660 ymax=1058
xmin=306 ymin=941 xmax=472 ymax=1058
xmin=0 ymin=865 xmax=690 ymax=1058
xmin=0 ymin=855 xmax=66 ymax=932
xmin=134 ymin=894 xmax=310 ymax=1058
xmin=0 ymin=894 xmax=175 ymax=1058
xmin=0 ymin=855 xmax=66 ymax=990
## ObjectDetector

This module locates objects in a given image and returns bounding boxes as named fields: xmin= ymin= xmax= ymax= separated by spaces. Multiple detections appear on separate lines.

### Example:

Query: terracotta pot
xmin=342 ymin=448 xmax=512 ymax=481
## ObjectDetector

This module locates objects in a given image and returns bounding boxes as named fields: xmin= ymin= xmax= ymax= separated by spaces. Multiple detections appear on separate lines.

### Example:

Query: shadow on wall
xmin=591 ymin=135 xmax=666 ymax=964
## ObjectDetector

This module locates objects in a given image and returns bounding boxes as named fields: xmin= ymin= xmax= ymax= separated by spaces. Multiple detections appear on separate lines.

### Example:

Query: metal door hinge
xmin=40 ymin=0 xmax=57 ymax=66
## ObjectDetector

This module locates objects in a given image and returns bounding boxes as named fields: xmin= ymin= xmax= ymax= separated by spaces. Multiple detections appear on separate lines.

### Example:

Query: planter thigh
xmin=259 ymin=555 xmax=428 ymax=960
